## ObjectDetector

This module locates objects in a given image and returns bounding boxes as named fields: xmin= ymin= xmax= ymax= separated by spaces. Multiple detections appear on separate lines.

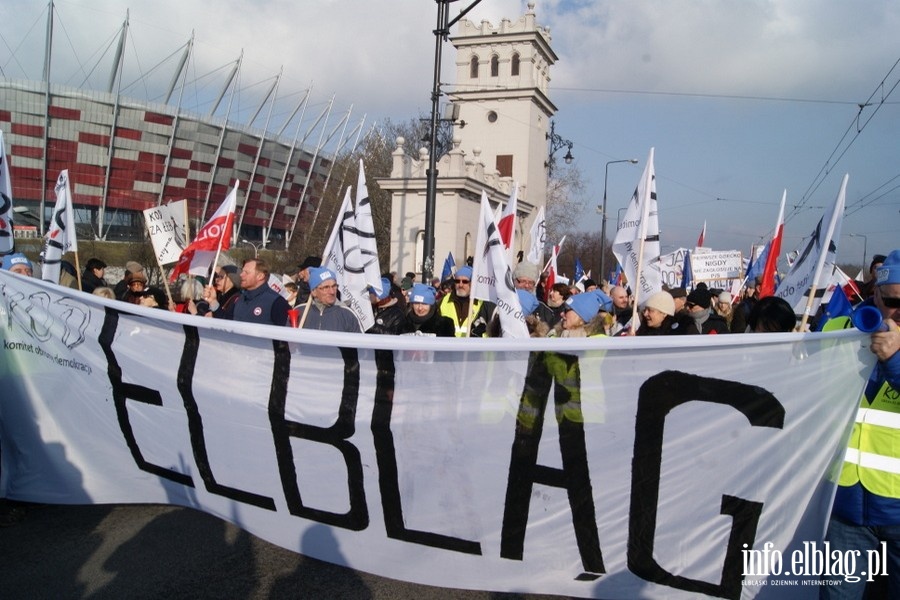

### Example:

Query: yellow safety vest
xmin=839 ymin=374 xmax=900 ymax=498
xmin=438 ymin=294 xmax=483 ymax=338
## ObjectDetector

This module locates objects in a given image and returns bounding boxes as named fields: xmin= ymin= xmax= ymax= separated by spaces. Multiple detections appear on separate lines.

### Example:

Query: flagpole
xmin=798 ymin=174 xmax=848 ymax=331
xmin=74 ymin=252 xmax=83 ymax=291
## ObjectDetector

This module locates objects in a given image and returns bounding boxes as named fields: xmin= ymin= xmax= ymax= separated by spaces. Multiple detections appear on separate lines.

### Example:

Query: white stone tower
xmin=379 ymin=2 xmax=557 ymax=278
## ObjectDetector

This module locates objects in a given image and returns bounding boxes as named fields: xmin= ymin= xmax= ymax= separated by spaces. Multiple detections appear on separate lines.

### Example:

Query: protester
xmin=80 ymin=258 xmax=107 ymax=294
xmin=859 ymin=253 xmax=887 ymax=301
xmin=514 ymin=261 xmax=556 ymax=325
xmin=295 ymin=256 xmax=321 ymax=304
xmin=746 ymin=296 xmax=796 ymax=333
xmin=114 ymin=261 xmax=144 ymax=300
xmin=822 ymin=249 xmax=900 ymax=596
xmin=437 ymin=266 xmax=493 ymax=337
xmin=685 ymin=285 xmax=729 ymax=334
xmin=284 ymin=281 xmax=299 ymax=308
xmin=59 ymin=259 xmax=79 ymax=289
xmin=546 ymin=282 xmax=572 ymax=327
xmin=174 ymin=279 xmax=204 ymax=314
xmin=199 ymin=265 xmax=241 ymax=319
xmin=635 ymin=291 xmax=686 ymax=336
xmin=714 ymin=291 xmax=747 ymax=334
xmin=609 ymin=285 xmax=632 ymax=334
xmin=231 ymin=258 xmax=289 ymax=326
xmin=1 ymin=253 xmax=33 ymax=276
xmin=368 ymin=276 xmax=406 ymax=335
xmin=402 ymin=283 xmax=455 ymax=337
xmin=551 ymin=291 xmax=609 ymax=338
xmin=296 ymin=266 xmax=363 ymax=333
xmin=122 ymin=271 xmax=167 ymax=309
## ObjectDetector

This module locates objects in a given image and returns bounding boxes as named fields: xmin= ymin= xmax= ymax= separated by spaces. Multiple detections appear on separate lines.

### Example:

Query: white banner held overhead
xmin=690 ymin=250 xmax=744 ymax=283
xmin=143 ymin=203 xmax=188 ymax=265
xmin=0 ymin=271 xmax=875 ymax=599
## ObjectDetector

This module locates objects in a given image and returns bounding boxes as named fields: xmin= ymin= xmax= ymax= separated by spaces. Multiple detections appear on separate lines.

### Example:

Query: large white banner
xmin=0 ymin=271 xmax=876 ymax=599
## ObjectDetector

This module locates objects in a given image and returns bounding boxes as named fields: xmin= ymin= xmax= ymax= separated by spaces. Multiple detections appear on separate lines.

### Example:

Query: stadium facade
xmin=0 ymin=8 xmax=346 ymax=248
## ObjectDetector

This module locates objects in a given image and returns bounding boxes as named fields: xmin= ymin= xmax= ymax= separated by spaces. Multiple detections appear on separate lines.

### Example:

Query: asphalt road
xmin=0 ymin=503 xmax=573 ymax=600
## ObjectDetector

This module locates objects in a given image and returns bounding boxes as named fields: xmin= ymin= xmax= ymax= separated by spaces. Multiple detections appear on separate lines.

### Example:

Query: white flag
xmin=612 ymin=148 xmax=661 ymax=304
xmin=775 ymin=174 xmax=847 ymax=322
xmin=498 ymin=183 xmax=518 ymax=263
xmin=472 ymin=190 xmax=529 ymax=338
xmin=41 ymin=169 xmax=79 ymax=283
xmin=354 ymin=159 xmax=382 ymax=294
xmin=526 ymin=205 xmax=546 ymax=265
xmin=322 ymin=187 xmax=375 ymax=331
xmin=0 ymin=130 xmax=14 ymax=254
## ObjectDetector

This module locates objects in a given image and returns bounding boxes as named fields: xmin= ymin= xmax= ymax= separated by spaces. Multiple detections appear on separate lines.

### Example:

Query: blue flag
xmin=441 ymin=251 xmax=455 ymax=282
xmin=746 ymin=242 xmax=769 ymax=283
xmin=816 ymin=285 xmax=853 ymax=331
xmin=574 ymin=257 xmax=585 ymax=283
xmin=680 ymin=250 xmax=693 ymax=290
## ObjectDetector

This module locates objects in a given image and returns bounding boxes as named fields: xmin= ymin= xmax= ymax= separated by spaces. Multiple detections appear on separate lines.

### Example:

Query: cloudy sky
xmin=2 ymin=0 xmax=898 ymax=269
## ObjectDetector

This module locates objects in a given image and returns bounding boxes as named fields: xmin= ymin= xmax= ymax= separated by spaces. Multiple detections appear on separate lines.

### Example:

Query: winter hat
xmin=124 ymin=261 xmax=144 ymax=274
xmin=368 ymin=277 xmax=392 ymax=301
xmin=668 ymin=287 xmax=687 ymax=299
xmin=308 ymin=266 xmax=337 ymax=290
xmin=687 ymin=287 xmax=711 ymax=309
xmin=455 ymin=266 xmax=473 ymax=281
xmin=564 ymin=292 xmax=603 ymax=323
xmin=591 ymin=290 xmax=614 ymax=313
xmin=875 ymin=250 xmax=900 ymax=286
xmin=717 ymin=291 xmax=733 ymax=305
xmin=642 ymin=291 xmax=675 ymax=316
xmin=516 ymin=289 xmax=539 ymax=316
xmin=2 ymin=253 xmax=32 ymax=271
xmin=298 ymin=256 xmax=321 ymax=271
xmin=221 ymin=264 xmax=241 ymax=288
xmin=400 ymin=277 xmax=414 ymax=291
xmin=124 ymin=270 xmax=148 ymax=284
xmin=513 ymin=261 xmax=540 ymax=281
xmin=409 ymin=283 xmax=436 ymax=305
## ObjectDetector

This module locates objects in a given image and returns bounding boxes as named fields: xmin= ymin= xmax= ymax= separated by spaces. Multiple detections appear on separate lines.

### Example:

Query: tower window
xmin=470 ymin=56 xmax=479 ymax=79
xmin=496 ymin=155 xmax=513 ymax=178
xmin=511 ymin=53 xmax=520 ymax=76
xmin=490 ymin=55 xmax=499 ymax=77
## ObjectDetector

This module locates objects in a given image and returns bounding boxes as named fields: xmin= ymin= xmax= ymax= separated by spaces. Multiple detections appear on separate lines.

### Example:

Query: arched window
xmin=511 ymin=53 xmax=520 ymax=76
xmin=470 ymin=55 xmax=479 ymax=79
xmin=490 ymin=55 xmax=499 ymax=77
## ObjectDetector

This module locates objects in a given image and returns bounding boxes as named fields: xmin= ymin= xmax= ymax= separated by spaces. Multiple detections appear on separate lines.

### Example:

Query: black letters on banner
xmin=501 ymin=351 xmax=604 ymax=577
xmin=370 ymin=349 xmax=481 ymax=554
xmin=99 ymin=308 xmax=192 ymax=487
xmin=269 ymin=346 xmax=369 ymax=530
xmin=628 ymin=370 xmax=783 ymax=600
xmin=176 ymin=326 xmax=275 ymax=510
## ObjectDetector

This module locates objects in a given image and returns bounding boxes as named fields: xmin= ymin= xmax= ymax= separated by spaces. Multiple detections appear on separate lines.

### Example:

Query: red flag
xmin=696 ymin=220 xmax=706 ymax=248
xmin=497 ymin=185 xmax=518 ymax=250
xmin=759 ymin=192 xmax=786 ymax=298
xmin=544 ymin=239 xmax=562 ymax=302
xmin=170 ymin=183 xmax=238 ymax=281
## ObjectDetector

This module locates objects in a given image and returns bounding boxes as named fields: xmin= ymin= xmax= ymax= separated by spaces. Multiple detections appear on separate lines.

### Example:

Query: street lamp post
xmin=241 ymin=239 xmax=261 ymax=258
xmin=849 ymin=233 xmax=867 ymax=273
xmin=599 ymin=159 xmax=638 ymax=281
xmin=422 ymin=0 xmax=482 ymax=283
xmin=545 ymin=120 xmax=574 ymax=179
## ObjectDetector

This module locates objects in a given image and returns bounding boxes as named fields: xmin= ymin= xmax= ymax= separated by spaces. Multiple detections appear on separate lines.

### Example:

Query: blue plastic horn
xmin=850 ymin=305 xmax=887 ymax=333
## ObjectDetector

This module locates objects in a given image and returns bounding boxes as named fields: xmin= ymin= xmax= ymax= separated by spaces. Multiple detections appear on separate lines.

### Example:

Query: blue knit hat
xmin=368 ymin=277 xmax=391 ymax=301
xmin=308 ymin=266 xmax=337 ymax=290
xmin=2 ymin=253 xmax=32 ymax=271
xmin=876 ymin=250 xmax=900 ymax=286
xmin=516 ymin=289 xmax=539 ymax=316
xmin=564 ymin=292 xmax=603 ymax=323
xmin=455 ymin=265 xmax=473 ymax=281
xmin=409 ymin=283 xmax=436 ymax=305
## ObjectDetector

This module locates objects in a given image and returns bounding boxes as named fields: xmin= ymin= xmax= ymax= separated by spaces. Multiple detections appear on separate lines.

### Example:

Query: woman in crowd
xmin=713 ymin=291 xmax=747 ymax=334
xmin=546 ymin=282 xmax=572 ymax=326
xmin=550 ymin=291 xmax=610 ymax=338
xmin=402 ymin=283 xmax=455 ymax=337
xmin=635 ymin=290 xmax=686 ymax=336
